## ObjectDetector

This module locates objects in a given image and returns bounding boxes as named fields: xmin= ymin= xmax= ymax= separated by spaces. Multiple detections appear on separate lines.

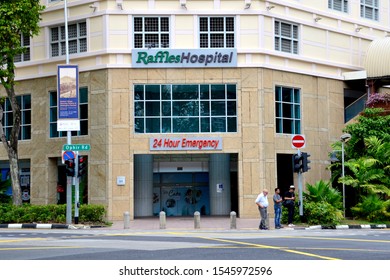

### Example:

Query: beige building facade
xmin=1 ymin=0 xmax=388 ymax=221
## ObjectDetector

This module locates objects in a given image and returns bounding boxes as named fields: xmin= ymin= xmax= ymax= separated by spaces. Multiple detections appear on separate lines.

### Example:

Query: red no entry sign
xmin=292 ymin=134 xmax=306 ymax=149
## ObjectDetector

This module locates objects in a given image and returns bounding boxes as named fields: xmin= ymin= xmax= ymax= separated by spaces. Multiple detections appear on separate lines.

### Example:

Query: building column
xmin=209 ymin=153 xmax=231 ymax=215
xmin=134 ymin=154 xmax=153 ymax=217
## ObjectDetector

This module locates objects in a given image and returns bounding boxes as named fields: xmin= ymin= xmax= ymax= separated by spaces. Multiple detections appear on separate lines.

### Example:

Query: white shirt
xmin=255 ymin=192 xmax=269 ymax=208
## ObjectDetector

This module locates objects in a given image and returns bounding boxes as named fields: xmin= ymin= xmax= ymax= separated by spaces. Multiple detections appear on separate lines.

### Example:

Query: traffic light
xmin=77 ymin=155 xmax=87 ymax=177
xmin=65 ymin=159 xmax=75 ymax=177
xmin=302 ymin=152 xmax=311 ymax=172
xmin=292 ymin=153 xmax=303 ymax=173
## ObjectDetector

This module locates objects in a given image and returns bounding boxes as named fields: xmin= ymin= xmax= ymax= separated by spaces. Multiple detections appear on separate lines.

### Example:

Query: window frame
xmin=14 ymin=33 xmax=31 ymax=63
xmin=274 ymin=20 xmax=299 ymax=55
xmin=49 ymin=87 xmax=89 ymax=138
xmin=134 ymin=84 xmax=237 ymax=134
xmin=328 ymin=0 xmax=349 ymax=13
xmin=2 ymin=95 xmax=31 ymax=141
xmin=50 ymin=21 xmax=87 ymax=57
xmin=133 ymin=16 xmax=170 ymax=48
xmin=360 ymin=0 xmax=379 ymax=21
xmin=275 ymin=85 xmax=301 ymax=135
xmin=199 ymin=16 xmax=235 ymax=48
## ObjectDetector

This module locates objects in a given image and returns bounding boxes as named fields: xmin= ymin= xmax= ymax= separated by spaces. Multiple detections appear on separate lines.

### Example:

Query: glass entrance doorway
xmin=153 ymin=172 xmax=210 ymax=216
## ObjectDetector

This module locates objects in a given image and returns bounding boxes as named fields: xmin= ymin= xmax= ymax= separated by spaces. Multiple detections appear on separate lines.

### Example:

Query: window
xmin=360 ymin=0 xmax=379 ymax=20
xmin=134 ymin=17 xmax=170 ymax=48
xmin=50 ymin=22 xmax=87 ymax=57
xmin=50 ymin=87 xmax=88 ymax=137
xmin=199 ymin=17 xmax=235 ymax=48
xmin=2 ymin=95 xmax=31 ymax=140
xmin=328 ymin=0 xmax=348 ymax=13
xmin=134 ymin=84 xmax=237 ymax=133
xmin=14 ymin=34 xmax=31 ymax=63
xmin=274 ymin=21 xmax=299 ymax=54
xmin=275 ymin=86 xmax=301 ymax=134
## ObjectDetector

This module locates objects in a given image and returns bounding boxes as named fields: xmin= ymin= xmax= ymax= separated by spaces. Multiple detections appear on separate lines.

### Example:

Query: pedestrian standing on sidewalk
xmin=284 ymin=185 xmax=296 ymax=227
xmin=255 ymin=189 xmax=269 ymax=230
xmin=273 ymin=188 xmax=283 ymax=229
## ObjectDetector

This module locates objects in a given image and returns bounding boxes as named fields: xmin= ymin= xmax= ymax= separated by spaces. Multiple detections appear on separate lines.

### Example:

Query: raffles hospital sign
xmin=132 ymin=49 xmax=237 ymax=68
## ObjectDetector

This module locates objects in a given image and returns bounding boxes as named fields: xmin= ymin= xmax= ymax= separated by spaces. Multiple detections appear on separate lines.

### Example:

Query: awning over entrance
xmin=364 ymin=37 xmax=390 ymax=79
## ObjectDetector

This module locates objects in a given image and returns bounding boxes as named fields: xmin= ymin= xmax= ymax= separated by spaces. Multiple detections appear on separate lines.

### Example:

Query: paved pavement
xmin=2 ymin=215 xmax=389 ymax=230
xmin=105 ymin=216 xmax=265 ymax=231
xmin=89 ymin=216 xmax=390 ymax=231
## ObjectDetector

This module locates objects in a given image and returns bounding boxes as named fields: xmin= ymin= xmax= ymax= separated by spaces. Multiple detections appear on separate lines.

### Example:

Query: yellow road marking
xmin=0 ymin=246 xmax=82 ymax=251
xmin=288 ymin=236 xmax=390 ymax=243
xmin=0 ymin=238 xmax=47 ymax=243
xmin=197 ymin=236 xmax=340 ymax=260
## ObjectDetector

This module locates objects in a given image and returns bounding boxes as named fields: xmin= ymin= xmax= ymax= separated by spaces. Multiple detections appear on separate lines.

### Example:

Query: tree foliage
xmin=330 ymin=108 xmax=390 ymax=221
xmin=341 ymin=157 xmax=390 ymax=196
xmin=343 ymin=108 xmax=390 ymax=160
xmin=0 ymin=0 xmax=45 ymax=205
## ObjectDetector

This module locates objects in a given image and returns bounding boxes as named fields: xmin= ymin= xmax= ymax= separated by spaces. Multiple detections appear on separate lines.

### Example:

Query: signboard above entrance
xmin=150 ymin=137 xmax=222 ymax=151
xmin=132 ymin=49 xmax=237 ymax=68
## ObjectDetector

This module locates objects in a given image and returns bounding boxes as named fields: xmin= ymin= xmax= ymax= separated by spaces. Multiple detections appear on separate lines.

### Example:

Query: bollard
xmin=230 ymin=211 xmax=237 ymax=229
xmin=123 ymin=211 xmax=130 ymax=229
xmin=194 ymin=211 xmax=201 ymax=229
xmin=159 ymin=211 xmax=166 ymax=229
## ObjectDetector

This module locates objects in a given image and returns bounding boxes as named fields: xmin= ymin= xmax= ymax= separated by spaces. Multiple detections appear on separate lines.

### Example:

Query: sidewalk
xmin=94 ymin=217 xmax=390 ymax=231
xmin=96 ymin=216 xmax=270 ymax=231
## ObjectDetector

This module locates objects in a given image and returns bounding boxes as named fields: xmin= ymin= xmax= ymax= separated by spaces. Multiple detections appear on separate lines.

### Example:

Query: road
xmin=0 ymin=228 xmax=389 ymax=260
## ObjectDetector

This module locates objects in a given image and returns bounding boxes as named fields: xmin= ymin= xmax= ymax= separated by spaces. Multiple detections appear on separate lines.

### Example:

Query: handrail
xmin=345 ymin=94 xmax=367 ymax=123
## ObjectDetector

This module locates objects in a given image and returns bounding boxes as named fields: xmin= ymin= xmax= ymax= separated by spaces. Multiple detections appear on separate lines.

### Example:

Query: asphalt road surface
xmin=0 ymin=228 xmax=389 ymax=260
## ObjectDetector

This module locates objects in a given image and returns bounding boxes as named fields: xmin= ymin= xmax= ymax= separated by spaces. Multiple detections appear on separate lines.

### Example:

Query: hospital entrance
xmin=134 ymin=154 xmax=238 ymax=217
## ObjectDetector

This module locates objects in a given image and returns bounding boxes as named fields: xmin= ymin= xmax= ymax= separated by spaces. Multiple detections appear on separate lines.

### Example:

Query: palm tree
xmin=304 ymin=180 xmax=342 ymax=209
xmin=340 ymin=157 xmax=390 ymax=196
xmin=364 ymin=136 xmax=390 ymax=176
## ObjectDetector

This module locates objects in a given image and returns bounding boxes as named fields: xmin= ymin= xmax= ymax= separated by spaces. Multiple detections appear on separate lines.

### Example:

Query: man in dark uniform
xmin=284 ymin=185 xmax=296 ymax=227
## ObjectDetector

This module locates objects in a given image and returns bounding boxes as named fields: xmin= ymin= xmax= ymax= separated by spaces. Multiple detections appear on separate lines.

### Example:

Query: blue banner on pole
xmin=57 ymin=65 xmax=79 ymax=120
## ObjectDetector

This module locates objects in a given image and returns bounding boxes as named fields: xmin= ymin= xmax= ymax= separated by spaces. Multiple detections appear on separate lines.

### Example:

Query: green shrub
xmin=351 ymin=194 xmax=390 ymax=222
xmin=0 ymin=204 xmax=107 ymax=224
xmin=79 ymin=204 xmax=106 ymax=224
xmin=0 ymin=203 xmax=13 ymax=223
xmin=303 ymin=201 xmax=343 ymax=225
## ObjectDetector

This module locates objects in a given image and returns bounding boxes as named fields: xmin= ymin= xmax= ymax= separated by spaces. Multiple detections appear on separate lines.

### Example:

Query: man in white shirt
xmin=255 ymin=189 xmax=269 ymax=230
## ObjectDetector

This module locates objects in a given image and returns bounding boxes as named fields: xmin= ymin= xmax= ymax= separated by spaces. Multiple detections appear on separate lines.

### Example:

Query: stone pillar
xmin=209 ymin=154 xmax=231 ymax=215
xmin=134 ymin=154 xmax=153 ymax=217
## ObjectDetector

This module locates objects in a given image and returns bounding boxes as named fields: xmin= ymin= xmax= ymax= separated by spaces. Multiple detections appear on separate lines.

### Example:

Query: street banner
xmin=57 ymin=64 xmax=80 ymax=131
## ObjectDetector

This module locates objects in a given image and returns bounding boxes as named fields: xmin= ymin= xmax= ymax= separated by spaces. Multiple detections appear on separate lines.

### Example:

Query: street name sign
xmin=63 ymin=144 xmax=91 ymax=151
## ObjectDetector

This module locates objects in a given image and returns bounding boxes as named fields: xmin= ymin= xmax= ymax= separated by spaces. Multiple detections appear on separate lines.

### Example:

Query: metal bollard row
xmin=124 ymin=211 xmax=238 ymax=230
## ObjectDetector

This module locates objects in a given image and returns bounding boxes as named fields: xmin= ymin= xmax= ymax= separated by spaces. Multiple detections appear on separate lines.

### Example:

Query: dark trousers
xmin=287 ymin=204 xmax=295 ymax=224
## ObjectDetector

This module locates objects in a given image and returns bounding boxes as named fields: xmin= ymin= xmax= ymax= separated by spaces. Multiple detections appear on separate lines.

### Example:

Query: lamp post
xmin=340 ymin=133 xmax=351 ymax=218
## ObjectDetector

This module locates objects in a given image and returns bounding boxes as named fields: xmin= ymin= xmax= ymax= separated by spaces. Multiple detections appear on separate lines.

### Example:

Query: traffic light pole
xmin=66 ymin=172 xmax=72 ymax=224
xmin=74 ymin=152 xmax=79 ymax=224
xmin=297 ymin=149 xmax=303 ymax=217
